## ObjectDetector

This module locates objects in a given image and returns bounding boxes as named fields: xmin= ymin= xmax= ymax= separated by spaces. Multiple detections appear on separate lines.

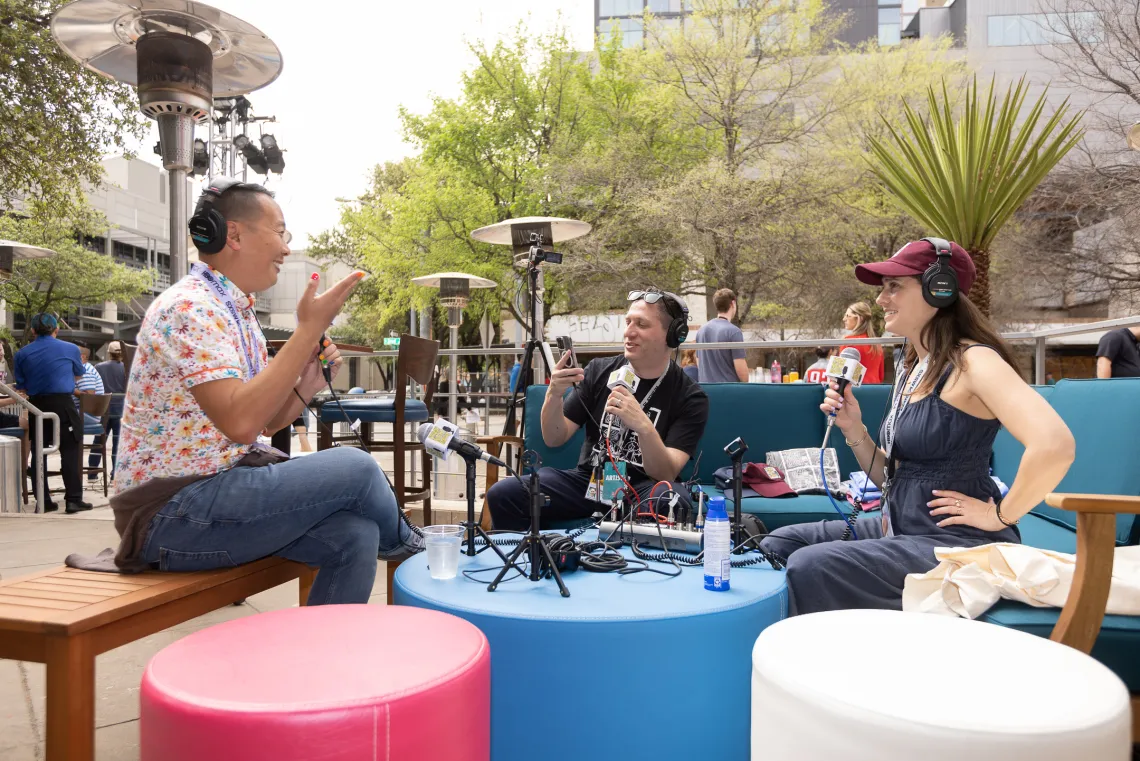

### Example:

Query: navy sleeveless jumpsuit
xmin=760 ymin=346 xmax=1021 ymax=614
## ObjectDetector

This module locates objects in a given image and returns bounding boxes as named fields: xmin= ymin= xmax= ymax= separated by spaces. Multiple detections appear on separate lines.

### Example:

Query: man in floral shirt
xmin=110 ymin=179 xmax=422 ymax=603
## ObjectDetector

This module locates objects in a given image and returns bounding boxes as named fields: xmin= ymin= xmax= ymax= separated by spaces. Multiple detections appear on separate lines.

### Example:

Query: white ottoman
xmin=751 ymin=610 xmax=1130 ymax=760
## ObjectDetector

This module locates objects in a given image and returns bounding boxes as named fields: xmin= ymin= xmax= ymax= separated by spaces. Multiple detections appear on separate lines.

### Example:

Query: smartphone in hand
xmin=556 ymin=335 xmax=577 ymax=368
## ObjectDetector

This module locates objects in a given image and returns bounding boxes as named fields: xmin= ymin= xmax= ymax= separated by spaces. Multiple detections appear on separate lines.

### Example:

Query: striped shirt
xmin=74 ymin=362 xmax=104 ymax=410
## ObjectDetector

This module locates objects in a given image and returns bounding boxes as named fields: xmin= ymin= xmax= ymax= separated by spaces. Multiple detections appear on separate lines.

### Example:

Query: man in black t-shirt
xmin=1095 ymin=327 xmax=1140 ymax=378
xmin=486 ymin=290 xmax=710 ymax=530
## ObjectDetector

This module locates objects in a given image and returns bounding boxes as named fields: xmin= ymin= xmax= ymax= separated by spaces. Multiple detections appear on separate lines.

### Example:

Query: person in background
xmin=695 ymin=288 xmax=748 ymax=383
xmin=838 ymin=301 xmax=885 ymax=384
xmin=0 ymin=338 xmax=30 ymax=478
xmin=508 ymin=354 xmax=522 ymax=394
xmin=803 ymin=347 xmax=829 ymax=384
xmin=680 ymin=348 xmax=700 ymax=382
xmin=1094 ymin=326 xmax=1140 ymax=378
xmin=14 ymin=314 xmax=91 ymax=513
xmin=74 ymin=343 xmax=105 ymax=409
xmin=92 ymin=342 xmax=127 ymax=479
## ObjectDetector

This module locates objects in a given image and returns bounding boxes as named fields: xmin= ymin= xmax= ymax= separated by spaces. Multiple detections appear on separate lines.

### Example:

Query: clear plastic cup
xmin=423 ymin=525 xmax=464 ymax=580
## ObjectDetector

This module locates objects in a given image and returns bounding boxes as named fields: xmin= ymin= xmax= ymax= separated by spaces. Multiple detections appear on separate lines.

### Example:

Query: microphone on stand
xmin=418 ymin=420 xmax=508 ymax=468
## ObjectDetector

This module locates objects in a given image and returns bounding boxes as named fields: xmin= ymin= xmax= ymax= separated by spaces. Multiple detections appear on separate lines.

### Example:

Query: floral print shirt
xmin=114 ymin=271 xmax=267 ymax=493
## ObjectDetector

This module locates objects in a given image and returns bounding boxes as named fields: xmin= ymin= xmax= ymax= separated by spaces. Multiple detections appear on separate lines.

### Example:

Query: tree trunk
xmin=969 ymin=248 xmax=991 ymax=317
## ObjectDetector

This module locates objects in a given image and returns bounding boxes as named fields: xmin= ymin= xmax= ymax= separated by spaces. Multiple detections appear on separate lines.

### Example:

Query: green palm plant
xmin=866 ymin=75 xmax=1084 ymax=316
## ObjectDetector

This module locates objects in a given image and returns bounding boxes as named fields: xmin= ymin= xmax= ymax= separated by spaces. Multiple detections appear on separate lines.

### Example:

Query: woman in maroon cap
xmin=761 ymin=238 xmax=1075 ymax=615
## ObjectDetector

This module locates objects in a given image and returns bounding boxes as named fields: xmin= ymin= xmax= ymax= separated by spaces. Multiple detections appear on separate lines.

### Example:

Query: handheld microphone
xmin=606 ymin=365 xmax=640 ymax=393
xmin=319 ymin=334 xmax=332 ymax=383
xmin=417 ymin=421 xmax=508 ymax=468
xmin=824 ymin=347 xmax=866 ymax=428
xmin=603 ymin=365 xmax=640 ymax=434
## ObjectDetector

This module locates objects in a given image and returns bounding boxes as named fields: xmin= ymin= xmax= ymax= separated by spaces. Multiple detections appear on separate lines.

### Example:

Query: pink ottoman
xmin=140 ymin=605 xmax=489 ymax=761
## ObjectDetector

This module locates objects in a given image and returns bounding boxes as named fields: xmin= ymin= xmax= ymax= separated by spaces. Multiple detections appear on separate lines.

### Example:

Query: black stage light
xmin=192 ymin=138 xmax=209 ymax=176
xmin=234 ymin=134 xmax=269 ymax=175
xmin=260 ymin=133 xmax=285 ymax=174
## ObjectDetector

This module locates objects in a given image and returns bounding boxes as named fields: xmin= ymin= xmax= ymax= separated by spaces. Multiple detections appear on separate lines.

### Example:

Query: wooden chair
xmin=1038 ymin=493 xmax=1140 ymax=739
xmin=78 ymin=394 xmax=112 ymax=496
xmin=314 ymin=335 xmax=440 ymax=600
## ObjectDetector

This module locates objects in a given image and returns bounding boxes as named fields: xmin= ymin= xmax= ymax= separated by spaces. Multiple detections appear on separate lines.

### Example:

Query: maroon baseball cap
xmin=742 ymin=463 xmax=796 ymax=499
xmin=854 ymin=239 xmax=976 ymax=297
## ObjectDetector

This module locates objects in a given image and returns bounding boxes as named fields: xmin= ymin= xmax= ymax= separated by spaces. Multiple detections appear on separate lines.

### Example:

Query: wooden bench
xmin=0 ymin=558 xmax=315 ymax=761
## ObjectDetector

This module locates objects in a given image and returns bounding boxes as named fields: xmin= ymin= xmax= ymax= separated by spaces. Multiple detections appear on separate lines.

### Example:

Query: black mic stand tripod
xmin=459 ymin=454 xmax=510 ymax=562
xmin=487 ymin=452 xmax=571 ymax=597
xmin=724 ymin=436 xmax=748 ymax=549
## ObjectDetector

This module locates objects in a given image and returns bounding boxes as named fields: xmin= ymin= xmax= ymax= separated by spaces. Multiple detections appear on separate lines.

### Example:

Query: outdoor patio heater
xmin=50 ymin=0 xmax=283 ymax=283
xmin=411 ymin=272 xmax=497 ymax=424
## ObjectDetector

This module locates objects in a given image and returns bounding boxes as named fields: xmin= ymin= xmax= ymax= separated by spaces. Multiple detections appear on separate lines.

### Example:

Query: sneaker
xmin=378 ymin=530 xmax=426 ymax=563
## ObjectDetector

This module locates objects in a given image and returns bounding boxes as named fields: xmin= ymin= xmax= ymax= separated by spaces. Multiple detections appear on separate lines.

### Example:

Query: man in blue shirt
xmin=14 ymin=314 xmax=91 ymax=513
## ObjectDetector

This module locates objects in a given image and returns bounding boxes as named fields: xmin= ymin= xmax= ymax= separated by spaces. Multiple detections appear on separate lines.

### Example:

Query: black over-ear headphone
xmin=188 ymin=178 xmax=264 ymax=255
xmin=659 ymin=290 xmax=690 ymax=349
xmin=920 ymin=236 xmax=959 ymax=309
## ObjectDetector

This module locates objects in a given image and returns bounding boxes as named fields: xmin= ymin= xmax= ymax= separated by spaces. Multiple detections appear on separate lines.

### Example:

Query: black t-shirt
xmin=563 ymin=354 xmax=709 ymax=485
xmin=1096 ymin=328 xmax=1140 ymax=378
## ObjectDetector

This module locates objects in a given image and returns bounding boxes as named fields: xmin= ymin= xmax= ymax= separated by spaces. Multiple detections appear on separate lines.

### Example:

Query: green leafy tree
xmin=866 ymin=75 xmax=1084 ymax=315
xmin=0 ymin=201 xmax=154 ymax=340
xmin=0 ymin=1 xmax=146 ymax=214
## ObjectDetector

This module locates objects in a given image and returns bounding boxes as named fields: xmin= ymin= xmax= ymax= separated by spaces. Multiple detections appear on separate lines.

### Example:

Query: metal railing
xmin=0 ymin=382 xmax=60 ymax=514
xmin=348 ymin=315 xmax=1140 ymax=419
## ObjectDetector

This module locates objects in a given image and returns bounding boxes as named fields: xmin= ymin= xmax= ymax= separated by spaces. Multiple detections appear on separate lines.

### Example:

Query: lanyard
xmin=880 ymin=353 xmax=929 ymax=536
xmin=882 ymin=354 xmax=929 ymax=461
xmin=191 ymin=263 xmax=262 ymax=379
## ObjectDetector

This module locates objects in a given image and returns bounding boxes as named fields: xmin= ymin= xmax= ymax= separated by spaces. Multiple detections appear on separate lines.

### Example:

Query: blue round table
xmin=394 ymin=534 xmax=788 ymax=761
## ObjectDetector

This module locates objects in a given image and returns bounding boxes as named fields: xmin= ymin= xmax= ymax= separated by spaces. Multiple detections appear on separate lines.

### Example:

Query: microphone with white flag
xmin=417 ymin=420 xmax=508 ymax=467
xmin=824 ymin=347 xmax=866 ymax=430
xmin=603 ymin=365 xmax=640 ymax=435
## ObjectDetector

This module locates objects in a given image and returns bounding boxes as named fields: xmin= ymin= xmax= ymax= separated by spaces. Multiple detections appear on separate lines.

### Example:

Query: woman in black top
xmin=761 ymin=240 xmax=1075 ymax=614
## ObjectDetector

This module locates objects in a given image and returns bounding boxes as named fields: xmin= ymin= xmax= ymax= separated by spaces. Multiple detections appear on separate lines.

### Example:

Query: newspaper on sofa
xmin=764 ymin=448 xmax=844 ymax=496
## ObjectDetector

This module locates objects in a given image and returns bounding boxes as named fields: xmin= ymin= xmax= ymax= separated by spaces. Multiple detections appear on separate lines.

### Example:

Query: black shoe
xmin=43 ymin=502 xmax=58 ymax=513
xmin=65 ymin=501 xmax=93 ymax=514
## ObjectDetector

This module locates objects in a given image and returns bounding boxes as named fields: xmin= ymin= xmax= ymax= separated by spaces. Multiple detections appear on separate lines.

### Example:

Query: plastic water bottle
xmin=703 ymin=497 xmax=731 ymax=592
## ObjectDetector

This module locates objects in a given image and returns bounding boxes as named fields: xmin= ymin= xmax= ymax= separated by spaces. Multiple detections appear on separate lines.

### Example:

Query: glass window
xmin=648 ymin=0 xmax=682 ymax=12
xmin=878 ymin=22 xmax=901 ymax=45
xmin=600 ymin=0 xmax=642 ymax=17
xmin=878 ymin=7 xmax=899 ymax=23
xmin=621 ymin=17 xmax=644 ymax=47
xmin=987 ymin=12 xmax=1099 ymax=46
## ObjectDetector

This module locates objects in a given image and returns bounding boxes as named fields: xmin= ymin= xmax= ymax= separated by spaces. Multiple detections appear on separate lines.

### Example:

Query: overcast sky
xmin=125 ymin=0 xmax=595 ymax=246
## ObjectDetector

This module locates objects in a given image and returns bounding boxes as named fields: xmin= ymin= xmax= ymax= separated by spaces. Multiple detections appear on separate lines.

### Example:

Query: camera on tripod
xmin=528 ymin=232 xmax=563 ymax=265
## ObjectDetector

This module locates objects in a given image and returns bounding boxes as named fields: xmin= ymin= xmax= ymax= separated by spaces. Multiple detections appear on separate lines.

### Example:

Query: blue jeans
xmin=141 ymin=447 xmax=410 ymax=605
xmin=89 ymin=416 xmax=121 ymax=477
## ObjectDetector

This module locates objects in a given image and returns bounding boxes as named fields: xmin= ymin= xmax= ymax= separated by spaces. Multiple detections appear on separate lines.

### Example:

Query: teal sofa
xmin=508 ymin=377 xmax=1140 ymax=702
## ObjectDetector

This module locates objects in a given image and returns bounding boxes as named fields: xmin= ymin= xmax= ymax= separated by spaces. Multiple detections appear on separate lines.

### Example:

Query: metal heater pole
xmin=449 ymin=324 xmax=459 ymax=424
xmin=158 ymin=112 xmax=194 ymax=283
